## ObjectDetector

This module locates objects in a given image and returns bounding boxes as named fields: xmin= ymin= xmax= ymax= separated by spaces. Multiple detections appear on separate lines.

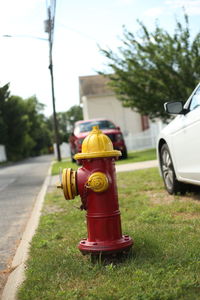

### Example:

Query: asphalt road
xmin=0 ymin=155 xmax=53 ymax=270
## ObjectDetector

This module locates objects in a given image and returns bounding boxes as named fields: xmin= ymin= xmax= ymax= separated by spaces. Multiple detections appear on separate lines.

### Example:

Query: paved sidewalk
xmin=116 ymin=159 xmax=158 ymax=172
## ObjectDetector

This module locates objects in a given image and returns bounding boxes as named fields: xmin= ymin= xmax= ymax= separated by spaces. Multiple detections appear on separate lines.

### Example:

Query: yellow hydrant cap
xmin=74 ymin=126 xmax=121 ymax=160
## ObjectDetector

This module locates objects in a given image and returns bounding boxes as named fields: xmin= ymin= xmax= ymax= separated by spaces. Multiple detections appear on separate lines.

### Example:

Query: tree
xmin=0 ymin=85 xmax=52 ymax=161
xmin=23 ymin=96 xmax=52 ymax=156
xmin=48 ymin=105 xmax=83 ymax=143
xmin=2 ymin=95 xmax=35 ymax=160
xmin=0 ymin=83 xmax=10 ymax=145
xmin=66 ymin=105 xmax=83 ymax=132
xmin=100 ymin=14 xmax=200 ymax=121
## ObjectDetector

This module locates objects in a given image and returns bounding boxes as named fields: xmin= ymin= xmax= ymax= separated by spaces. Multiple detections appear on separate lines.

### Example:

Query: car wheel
xmin=70 ymin=152 xmax=76 ymax=163
xmin=121 ymin=147 xmax=128 ymax=159
xmin=160 ymin=144 xmax=187 ymax=195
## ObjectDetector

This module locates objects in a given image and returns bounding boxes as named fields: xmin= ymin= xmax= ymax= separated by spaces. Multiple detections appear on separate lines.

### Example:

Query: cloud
xmin=143 ymin=7 xmax=164 ymax=17
xmin=143 ymin=0 xmax=200 ymax=18
xmin=165 ymin=0 xmax=200 ymax=15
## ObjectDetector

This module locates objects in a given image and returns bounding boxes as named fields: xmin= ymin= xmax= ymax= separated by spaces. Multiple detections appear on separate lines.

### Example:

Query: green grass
xmin=116 ymin=148 xmax=156 ymax=165
xmin=18 ymin=168 xmax=200 ymax=300
xmin=0 ymin=161 xmax=10 ymax=167
xmin=51 ymin=148 xmax=156 ymax=175
xmin=51 ymin=158 xmax=78 ymax=175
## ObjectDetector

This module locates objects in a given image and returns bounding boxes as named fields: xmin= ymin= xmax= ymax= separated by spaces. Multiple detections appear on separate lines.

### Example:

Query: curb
xmin=2 ymin=165 xmax=52 ymax=300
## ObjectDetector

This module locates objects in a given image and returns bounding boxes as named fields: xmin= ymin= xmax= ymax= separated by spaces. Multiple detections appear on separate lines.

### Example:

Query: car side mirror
xmin=164 ymin=101 xmax=187 ymax=115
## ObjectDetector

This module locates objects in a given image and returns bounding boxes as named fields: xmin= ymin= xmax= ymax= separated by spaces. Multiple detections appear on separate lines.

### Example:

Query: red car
xmin=69 ymin=119 xmax=128 ymax=162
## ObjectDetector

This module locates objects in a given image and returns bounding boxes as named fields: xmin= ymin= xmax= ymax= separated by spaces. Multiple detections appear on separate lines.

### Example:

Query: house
xmin=79 ymin=74 xmax=150 ymax=137
xmin=79 ymin=74 xmax=165 ymax=152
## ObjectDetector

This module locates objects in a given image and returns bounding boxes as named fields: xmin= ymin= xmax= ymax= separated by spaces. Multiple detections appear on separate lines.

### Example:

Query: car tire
xmin=70 ymin=152 xmax=76 ymax=163
xmin=160 ymin=144 xmax=187 ymax=195
xmin=121 ymin=147 xmax=128 ymax=159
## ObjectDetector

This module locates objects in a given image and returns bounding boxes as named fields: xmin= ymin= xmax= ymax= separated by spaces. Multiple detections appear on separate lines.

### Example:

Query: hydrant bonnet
xmin=74 ymin=126 xmax=122 ymax=160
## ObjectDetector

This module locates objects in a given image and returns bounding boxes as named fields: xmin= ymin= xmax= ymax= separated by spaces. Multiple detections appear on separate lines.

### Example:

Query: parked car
xmin=69 ymin=119 xmax=128 ymax=162
xmin=157 ymin=82 xmax=200 ymax=194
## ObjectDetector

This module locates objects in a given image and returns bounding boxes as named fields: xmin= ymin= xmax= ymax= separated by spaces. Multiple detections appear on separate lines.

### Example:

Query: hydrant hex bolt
xmin=57 ymin=125 xmax=133 ymax=256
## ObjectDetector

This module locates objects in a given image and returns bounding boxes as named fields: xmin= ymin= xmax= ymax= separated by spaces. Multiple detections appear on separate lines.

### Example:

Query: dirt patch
xmin=0 ymin=266 xmax=17 ymax=298
xmin=47 ymin=185 xmax=58 ymax=193
xmin=173 ymin=212 xmax=200 ymax=220
xmin=42 ymin=205 xmax=65 ymax=215
xmin=146 ymin=190 xmax=200 ymax=205
xmin=190 ymin=193 xmax=200 ymax=201
xmin=0 ymin=272 xmax=8 ymax=298
xmin=145 ymin=191 xmax=175 ymax=205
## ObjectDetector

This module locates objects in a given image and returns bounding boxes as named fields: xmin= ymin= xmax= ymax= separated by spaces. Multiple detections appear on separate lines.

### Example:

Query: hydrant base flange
xmin=78 ymin=235 xmax=133 ymax=255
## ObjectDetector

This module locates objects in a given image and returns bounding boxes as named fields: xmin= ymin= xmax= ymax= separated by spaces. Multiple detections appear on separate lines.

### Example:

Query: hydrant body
xmin=77 ymin=157 xmax=132 ymax=254
xmin=58 ymin=126 xmax=133 ymax=255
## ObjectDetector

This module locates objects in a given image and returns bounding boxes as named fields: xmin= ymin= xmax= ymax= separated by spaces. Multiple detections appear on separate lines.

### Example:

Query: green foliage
xmin=0 ymin=83 xmax=82 ymax=162
xmin=23 ymin=96 xmax=52 ymax=156
xmin=0 ymin=83 xmax=10 ymax=145
xmin=66 ymin=105 xmax=83 ymax=128
xmin=0 ymin=84 xmax=52 ymax=161
xmin=48 ymin=105 xmax=83 ymax=143
xmin=100 ymin=14 xmax=200 ymax=121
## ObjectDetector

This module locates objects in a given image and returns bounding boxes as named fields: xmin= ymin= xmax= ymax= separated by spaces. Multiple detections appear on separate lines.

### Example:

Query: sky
xmin=0 ymin=0 xmax=199 ymax=116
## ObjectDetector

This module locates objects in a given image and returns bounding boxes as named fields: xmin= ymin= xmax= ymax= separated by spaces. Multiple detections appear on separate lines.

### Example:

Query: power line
xmin=57 ymin=22 xmax=100 ymax=43
xmin=2 ymin=34 xmax=47 ymax=41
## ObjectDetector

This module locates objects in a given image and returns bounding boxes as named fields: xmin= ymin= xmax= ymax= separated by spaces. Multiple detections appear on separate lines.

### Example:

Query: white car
xmin=157 ymin=82 xmax=200 ymax=194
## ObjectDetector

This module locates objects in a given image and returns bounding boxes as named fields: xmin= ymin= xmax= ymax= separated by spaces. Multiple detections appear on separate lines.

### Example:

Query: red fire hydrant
xmin=58 ymin=126 xmax=133 ymax=255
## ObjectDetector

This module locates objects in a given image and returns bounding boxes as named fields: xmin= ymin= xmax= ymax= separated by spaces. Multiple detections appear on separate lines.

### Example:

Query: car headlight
xmin=116 ymin=133 xmax=123 ymax=142
xmin=77 ymin=138 xmax=84 ymax=144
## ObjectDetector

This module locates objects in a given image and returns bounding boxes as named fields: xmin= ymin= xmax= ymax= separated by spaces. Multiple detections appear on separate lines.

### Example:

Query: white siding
xmin=82 ymin=96 xmax=89 ymax=120
xmin=82 ymin=95 xmax=142 ymax=136
xmin=124 ymin=121 xmax=165 ymax=152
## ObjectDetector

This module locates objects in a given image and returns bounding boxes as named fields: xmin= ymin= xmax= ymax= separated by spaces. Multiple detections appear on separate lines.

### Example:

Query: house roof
xmin=79 ymin=74 xmax=114 ymax=100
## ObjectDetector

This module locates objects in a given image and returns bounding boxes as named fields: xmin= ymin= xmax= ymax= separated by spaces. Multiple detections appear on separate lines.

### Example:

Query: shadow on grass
xmin=90 ymin=249 xmax=132 ymax=265
xmin=187 ymin=186 xmax=200 ymax=201
xmin=89 ymin=234 xmax=164 ymax=267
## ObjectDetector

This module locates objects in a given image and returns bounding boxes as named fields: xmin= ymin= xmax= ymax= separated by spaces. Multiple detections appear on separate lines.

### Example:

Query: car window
xmin=74 ymin=120 xmax=116 ymax=134
xmin=189 ymin=86 xmax=200 ymax=111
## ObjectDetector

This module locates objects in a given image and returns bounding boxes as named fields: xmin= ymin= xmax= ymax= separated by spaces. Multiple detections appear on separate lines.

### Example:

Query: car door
xmin=171 ymin=85 xmax=200 ymax=182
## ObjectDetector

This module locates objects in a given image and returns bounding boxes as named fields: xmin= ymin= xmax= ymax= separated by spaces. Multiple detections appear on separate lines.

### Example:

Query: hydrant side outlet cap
xmin=87 ymin=172 xmax=109 ymax=192
xmin=74 ymin=126 xmax=121 ymax=160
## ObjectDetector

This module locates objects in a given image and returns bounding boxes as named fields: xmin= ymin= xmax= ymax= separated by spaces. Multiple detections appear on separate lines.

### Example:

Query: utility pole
xmin=45 ymin=0 xmax=61 ymax=161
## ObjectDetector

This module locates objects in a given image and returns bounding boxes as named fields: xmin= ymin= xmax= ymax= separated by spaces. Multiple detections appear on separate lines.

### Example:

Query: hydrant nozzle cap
xmin=74 ymin=125 xmax=121 ymax=160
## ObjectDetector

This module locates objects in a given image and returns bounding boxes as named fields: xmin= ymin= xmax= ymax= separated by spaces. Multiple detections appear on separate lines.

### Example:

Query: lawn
xmin=18 ymin=168 xmax=200 ymax=300
xmin=51 ymin=148 xmax=156 ymax=175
